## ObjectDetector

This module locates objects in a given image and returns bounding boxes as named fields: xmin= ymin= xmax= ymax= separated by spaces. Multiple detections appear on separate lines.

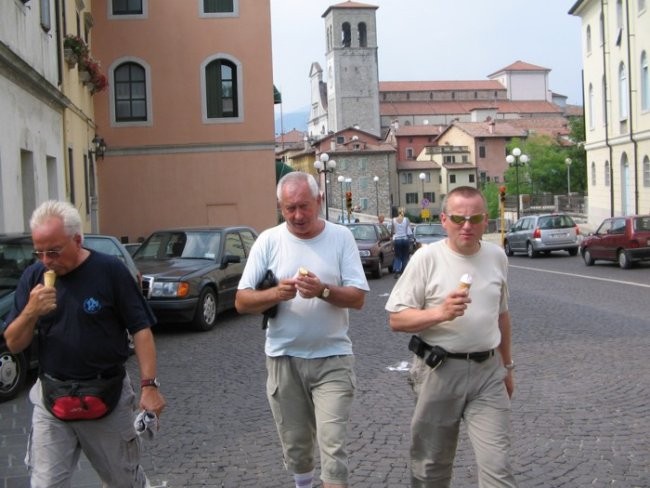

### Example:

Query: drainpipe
xmin=624 ymin=0 xmax=639 ymax=213
xmin=601 ymin=0 xmax=615 ymax=216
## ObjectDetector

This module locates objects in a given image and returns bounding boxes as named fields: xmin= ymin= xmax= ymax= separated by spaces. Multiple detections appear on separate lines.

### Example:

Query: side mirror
xmin=220 ymin=254 xmax=241 ymax=269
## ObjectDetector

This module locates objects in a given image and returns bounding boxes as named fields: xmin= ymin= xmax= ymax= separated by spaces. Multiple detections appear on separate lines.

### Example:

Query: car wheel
xmin=618 ymin=250 xmax=632 ymax=269
xmin=568 ymin=248 xmax=578 ymax=257
xmin=0 ymin=347 xmax=27 ymax=402
xmin=372 ymin=257 xmax=383 ymax=279
xmin=504 ymin=240 xmax=514 ymax=256
xmin=193 ymin=287 xmax=218 ymax=331
xmin=582 ymin=248 xmax=595 ymax=266
xmin=526 ymin=242 xmax=537 ymax=258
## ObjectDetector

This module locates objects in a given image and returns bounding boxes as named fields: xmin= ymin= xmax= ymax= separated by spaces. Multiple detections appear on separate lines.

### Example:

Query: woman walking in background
xmin=392 ymin=208 xmax=412 ymax=278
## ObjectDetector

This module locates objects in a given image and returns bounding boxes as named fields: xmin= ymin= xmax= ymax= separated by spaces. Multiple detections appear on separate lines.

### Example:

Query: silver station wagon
xmin=504 ymin=214 xmax=580 ymax=258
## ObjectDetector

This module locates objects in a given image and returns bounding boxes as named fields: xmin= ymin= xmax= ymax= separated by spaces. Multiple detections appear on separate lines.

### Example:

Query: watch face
xmin=322 ymin=287 xmax=330 ymax=298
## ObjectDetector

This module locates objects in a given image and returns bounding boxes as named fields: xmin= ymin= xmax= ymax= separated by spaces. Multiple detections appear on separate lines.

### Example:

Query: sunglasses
xmin=447 ymin=214 xmax=485 ymax=225
xmin=32 ymin=239 xmax=73 ymax=260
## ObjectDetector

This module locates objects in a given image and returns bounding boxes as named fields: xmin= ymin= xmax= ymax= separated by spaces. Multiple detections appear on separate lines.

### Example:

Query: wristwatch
xmin=141 ymin=378 xmax=160 ymax=388
xmin=504 ymin=361 xmax=515 ymax=371
xmin=319 ymin=285 xmax=331 ymax=299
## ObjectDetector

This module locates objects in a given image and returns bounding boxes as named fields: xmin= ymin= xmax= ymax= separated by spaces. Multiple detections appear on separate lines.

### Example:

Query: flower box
xmin=63 ymin=48 xmax=77 ymax=68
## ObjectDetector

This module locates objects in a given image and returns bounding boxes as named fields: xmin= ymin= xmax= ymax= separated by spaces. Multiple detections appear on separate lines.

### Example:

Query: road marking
xmin=509 ymin=264 xmax=650 ymax=288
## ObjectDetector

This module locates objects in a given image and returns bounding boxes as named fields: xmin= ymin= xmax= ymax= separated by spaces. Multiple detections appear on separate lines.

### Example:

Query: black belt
xmin=409 ymin=335 xmax=494 ymax=364
xmin=42 ymin=364 xmax=125 ymax=382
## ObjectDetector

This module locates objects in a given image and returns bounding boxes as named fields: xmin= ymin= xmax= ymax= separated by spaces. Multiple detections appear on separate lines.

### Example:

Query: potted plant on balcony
xmin=63 ymin=35 xmax=88 ymax=68
xmin=80 ymin=57 xmax=108 ymax=94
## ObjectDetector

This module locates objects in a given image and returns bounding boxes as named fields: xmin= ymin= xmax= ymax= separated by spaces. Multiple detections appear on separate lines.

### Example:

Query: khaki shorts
xmin=266 ymin=355 xmax=356 ymax=485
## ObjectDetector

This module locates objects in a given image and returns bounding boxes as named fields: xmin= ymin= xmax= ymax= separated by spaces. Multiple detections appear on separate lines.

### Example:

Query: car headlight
xmin=150 ymin=281 xmax=190 ymax=298
xmin=359 ymin=250 xmax=371 ymax=257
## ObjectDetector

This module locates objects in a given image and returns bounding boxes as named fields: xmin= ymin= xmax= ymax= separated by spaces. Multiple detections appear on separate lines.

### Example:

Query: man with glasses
xmin=385 ymin=186 xmax=517 ymax=487
xmin=3 ymin=200 xmax=165 ymax=487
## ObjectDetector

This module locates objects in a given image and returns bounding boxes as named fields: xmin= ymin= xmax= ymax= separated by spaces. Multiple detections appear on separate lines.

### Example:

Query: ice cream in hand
xmin=298 ymin=267 xmax=309 ymax=276
xmin=458 ymin=273 xmax=472 ymax=291
xmin=44 ymin=270 xmax=56 ymax=288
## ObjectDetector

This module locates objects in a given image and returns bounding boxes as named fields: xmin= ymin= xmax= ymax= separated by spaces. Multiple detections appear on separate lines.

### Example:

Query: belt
xmin=410 ymin=336 xmax=494 ymax=363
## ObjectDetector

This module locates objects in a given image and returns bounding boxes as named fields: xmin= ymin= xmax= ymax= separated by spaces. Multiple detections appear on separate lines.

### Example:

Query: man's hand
xmin=438 ymin=289 xmax=471 ymax=322
xmin=294 ymin=271 xmax=323 ymax=299
xmin=275 ymin=278 xmax=300 ymax=302
xmin=26 ymin=284 xmax=57 ymax=317
xmin=140 ymin=387 xmax=166 ymax=418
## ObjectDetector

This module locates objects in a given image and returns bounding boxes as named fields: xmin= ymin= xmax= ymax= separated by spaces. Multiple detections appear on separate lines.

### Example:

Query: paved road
xmin=1 ymin=243 xmax=649 ymax=487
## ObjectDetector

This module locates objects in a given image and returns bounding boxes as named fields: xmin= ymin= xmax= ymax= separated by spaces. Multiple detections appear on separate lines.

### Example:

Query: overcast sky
xmin=270 ymin=0 xmax=584 ymax=114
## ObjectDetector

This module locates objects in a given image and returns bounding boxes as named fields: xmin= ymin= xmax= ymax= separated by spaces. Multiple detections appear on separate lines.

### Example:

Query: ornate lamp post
xmin=338 ymin=175 xmax=345 ymax=222
xmin=506 ymin=148 xmax=529 ymax=220
xmin=419 ymin=172 xmax=427 ymax=222
xmin=565 ymin=157 xmax=572 ymax=209
xmin=373 ymin=175 xmax=379 ymax=217
xmin=314 ymin=153 xmax=336 ymax=220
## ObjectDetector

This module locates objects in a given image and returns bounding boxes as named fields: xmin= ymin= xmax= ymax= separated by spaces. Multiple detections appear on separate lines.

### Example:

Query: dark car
xmin=84 ymin=234 xmax=141 ymax=284
xmin=345 ymin=223 xmax=394 ymax=279
xmin=580 ymin=215 xmax=650 ymax=269
xmin=504 ymin=213 xmax=580 ymax=258
xmin=0 ymin=234 xmax=38 ymax=402
xmin=413 ymin=223 xmax=447 ymax=246
xmin=133 ymin=226 xmax=257 ymax=331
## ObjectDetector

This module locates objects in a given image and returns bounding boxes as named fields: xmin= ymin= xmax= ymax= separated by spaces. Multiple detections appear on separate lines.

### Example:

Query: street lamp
xmin=505 ymin=148 xmax=529 ymax=220
xmin=565 ymin=158 xmax=572 ymax=209
xmin=419 ymin=172 xmax=426 ymax=222
xmin=345 ymin=177 xmax=352 ymax=221
xmin=373 ymin=175 xmax=379 ymax=217
xmin=314 ymin=152 xmax=336 ymax=220
xmin=338 ymin=175 xmax=345 ymax=222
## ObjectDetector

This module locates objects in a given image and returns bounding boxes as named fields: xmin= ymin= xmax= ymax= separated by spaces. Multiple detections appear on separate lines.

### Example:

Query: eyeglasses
xmin=448 ymin=214 xmax=485 ymax=225
xmin=32 ymin=239 xmax=72 ymax=260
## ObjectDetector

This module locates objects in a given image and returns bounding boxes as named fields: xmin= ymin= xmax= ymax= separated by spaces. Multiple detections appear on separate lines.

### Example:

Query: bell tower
xmin=322 ymin=2 xmax=380 ymax=136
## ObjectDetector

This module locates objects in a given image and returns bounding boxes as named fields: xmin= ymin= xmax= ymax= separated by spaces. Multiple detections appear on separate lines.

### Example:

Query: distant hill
xmin=275 ymin=108 xmax=309 ymax=135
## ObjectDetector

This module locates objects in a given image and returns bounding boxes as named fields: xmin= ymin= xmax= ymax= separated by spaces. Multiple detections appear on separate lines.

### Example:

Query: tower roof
xmin=322 ymin=1 xmax=378 ymax=17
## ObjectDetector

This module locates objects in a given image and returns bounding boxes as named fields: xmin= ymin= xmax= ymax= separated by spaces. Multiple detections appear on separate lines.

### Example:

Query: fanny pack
xmin=40 ymin=367 xmax=125 ymax=421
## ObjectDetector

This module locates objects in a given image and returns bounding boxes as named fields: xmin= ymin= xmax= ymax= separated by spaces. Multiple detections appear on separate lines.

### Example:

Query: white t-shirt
xmin=238 ymin=221 xmax=369 ymax=358
xmin=393 ymin=217 xmax=411 ymax=239
xmin=385 ymin=239 xmax=508 ymax=352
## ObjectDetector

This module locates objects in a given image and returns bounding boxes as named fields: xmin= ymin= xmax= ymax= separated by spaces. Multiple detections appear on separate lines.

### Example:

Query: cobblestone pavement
xmin=1 ymin=244 xmax=649 ymax=487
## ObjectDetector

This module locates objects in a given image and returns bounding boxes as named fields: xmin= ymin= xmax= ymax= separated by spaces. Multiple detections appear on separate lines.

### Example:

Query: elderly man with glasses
xmin=3 ymin=200 xmax=165 ymax=487
xmin=385 ymin=186 xmax=517 ymax=488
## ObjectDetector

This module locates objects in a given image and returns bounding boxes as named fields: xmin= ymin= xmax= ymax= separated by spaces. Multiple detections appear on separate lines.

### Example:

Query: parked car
xmin=345 ymin=223 xmax=394 ymax=279
xmin=580 ymin=215 xmax=650 ymax=269
xmin=504 ymin=213 xmax=580 ymax=258
xmin=0 ymin=234 xmax=38 ymax=402
xmin=0 ymin=233 xmax=139 ymax=402
xmin=123 ymin=242 xmax=142 ymax=256
xmin=413 ymin=223 xmax=447 ymax=246
xmin=132 ymin=226 xmax=257 ymax=331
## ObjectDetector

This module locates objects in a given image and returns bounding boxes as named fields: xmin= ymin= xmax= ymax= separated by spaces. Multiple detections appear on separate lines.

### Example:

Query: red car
xmin=580 ymin=215 xmax=650 ymax=269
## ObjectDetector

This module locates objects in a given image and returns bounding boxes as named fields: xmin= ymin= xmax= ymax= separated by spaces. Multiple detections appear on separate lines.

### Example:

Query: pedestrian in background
xmin=385 ymin=186 xmax=517 ymax=487
xmin=236 ymin=172 xmax=369 ymax=488
xmin=392 ymin=207 xmax=412 ymax=278
xmin=3 ymin=200 xmax=165 ymax=487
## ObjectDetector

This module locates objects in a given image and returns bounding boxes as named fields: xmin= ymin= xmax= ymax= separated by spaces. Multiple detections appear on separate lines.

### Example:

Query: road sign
xmin=421 ymin=198 xmax=430 ymax=208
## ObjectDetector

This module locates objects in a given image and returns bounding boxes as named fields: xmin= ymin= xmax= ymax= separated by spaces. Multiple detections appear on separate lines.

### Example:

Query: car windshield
xmin=537 ymin=215 xmax=575 ymax=229
xmin=347 ymin=225 xmax=378 ymax=241
xmin=0 ymin=240 xmax=35 ymax=293
xmin=415 ymin=225 xmax=446 ymax=237
xmin=134 ymin=231 xmax=222 ymax=260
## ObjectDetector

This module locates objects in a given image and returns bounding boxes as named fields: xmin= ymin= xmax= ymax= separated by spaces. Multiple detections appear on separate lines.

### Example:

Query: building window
xmin=643 ymin=156 xmax=650 ymax=187
xmin=604 ymin=161 xmax=610 ymax=186
xmin=602 ymin=76 xmax=607 ymax=126
xmin=469 ymin=174 xmax=475 ymax=183
xmin=616 ymin=0 xmax=624 ymax=45
xmin=640 ymin=0 xmax=647 ymax=12
xmin=358 ymin=22 xmax=367 ymax=47
xmin=423 ymin=192 xmax=435 ymax=202
xmin=205 ymin=58 xmax=238 ymax=119
xmin=619 ymin=62 xmax=628 ymax=120
xmin=599 ymin=12 xmax=605 ymax=45
xmin=359 ymin=198 xmax=369 ymax=210
xmin=401 ymin=173 xmax=413 ymax=184
xmin=405 ymin=193 xmax=419 ymax=204
xmin=114 ymin=62 xmax=147 ymax=122
xmin=40 ymin=0 xmax=51 ymax=31
xmin=406 ymin=148 xmax=414 ymax=159
xmin=588 ymin=83 xmax=595 ymax=129
xmin=478 ymin=146 xmax=486 ymax=158
xmin=337 ymin=136 xmax=345 ymax=144
xmin=449 ymin=175 xmax=456 ymax=184
xmin=444 ymin=155 xmax=455 ymax=163
xmin=591 ymin=162 xmax=597 ymax=185
xmin=342 ymin=22 xmax=351 ymax=47
xmin=641 ymin=51 xmax=649 ymax=112
xmin=203 ymin=0 xmax=236 ymax=14
xmin=586 ymin=25 xmax=592 ymax=54
xmin=112 ymin=0 xmax=143 ymax=15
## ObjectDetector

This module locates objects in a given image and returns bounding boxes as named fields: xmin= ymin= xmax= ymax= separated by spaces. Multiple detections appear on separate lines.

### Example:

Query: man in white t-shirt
xmin=385 ymin=186 xmax=517 ymax=487
xmin=236 ymin=172 xmax=369 ymax=488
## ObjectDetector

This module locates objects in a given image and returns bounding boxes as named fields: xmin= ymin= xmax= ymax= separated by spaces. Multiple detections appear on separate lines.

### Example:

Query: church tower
xmin=322 ymin=2 xmax=381 ymax=136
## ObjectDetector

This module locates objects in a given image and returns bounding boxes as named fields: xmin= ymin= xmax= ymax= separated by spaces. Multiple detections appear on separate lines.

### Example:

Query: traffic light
xmin=499 ymin=186 xmax=506 ymax=204
xmin=345 ymin=192 xmax=352 ymax=211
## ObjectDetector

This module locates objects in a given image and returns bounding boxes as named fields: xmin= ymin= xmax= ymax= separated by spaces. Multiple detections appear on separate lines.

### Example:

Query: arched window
xmin=588 ymin=83 xmax=595 ymax=129
xmin=586 ymin=25 xmax=592 ymax=54
xmin=619 ymin=62 xmax=628 ymax=120
xmin=641 ymin=51 xmax=649 ymax=111
xmin=604 ymin=160 xmax=610 ymax=186
xmin=644 ymin=156 xmax=650 ymax=187
xmin=114 ymin=62 xmax=147 ymax=122
xmin=599 ymin=12 xmax=604 ymax=46
xmin=591 ymin=162 xmax=597 ymax=186
xmin=358 ymin=22 xmax=367 ymax=47
xmin=205 ymin=58 xmax=238 ymax=118
xmin=342 ymin=22 xmax=351 ymax=47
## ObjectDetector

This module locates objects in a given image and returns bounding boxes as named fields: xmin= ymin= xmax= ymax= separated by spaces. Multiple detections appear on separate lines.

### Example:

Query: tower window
xmin=358 ymin=22 xmax=367 ymax=47
xmin=342 ymin=22 xmax=351 ymax=47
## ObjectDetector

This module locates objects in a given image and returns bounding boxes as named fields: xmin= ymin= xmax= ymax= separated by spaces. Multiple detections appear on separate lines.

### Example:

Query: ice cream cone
xmin=44 ymin=270 xmax=56 ymax=288
xmin=458 ymin=273 xmax=472 ymax=291
xmin=298 ymin=267 xmax=309 ymax=276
